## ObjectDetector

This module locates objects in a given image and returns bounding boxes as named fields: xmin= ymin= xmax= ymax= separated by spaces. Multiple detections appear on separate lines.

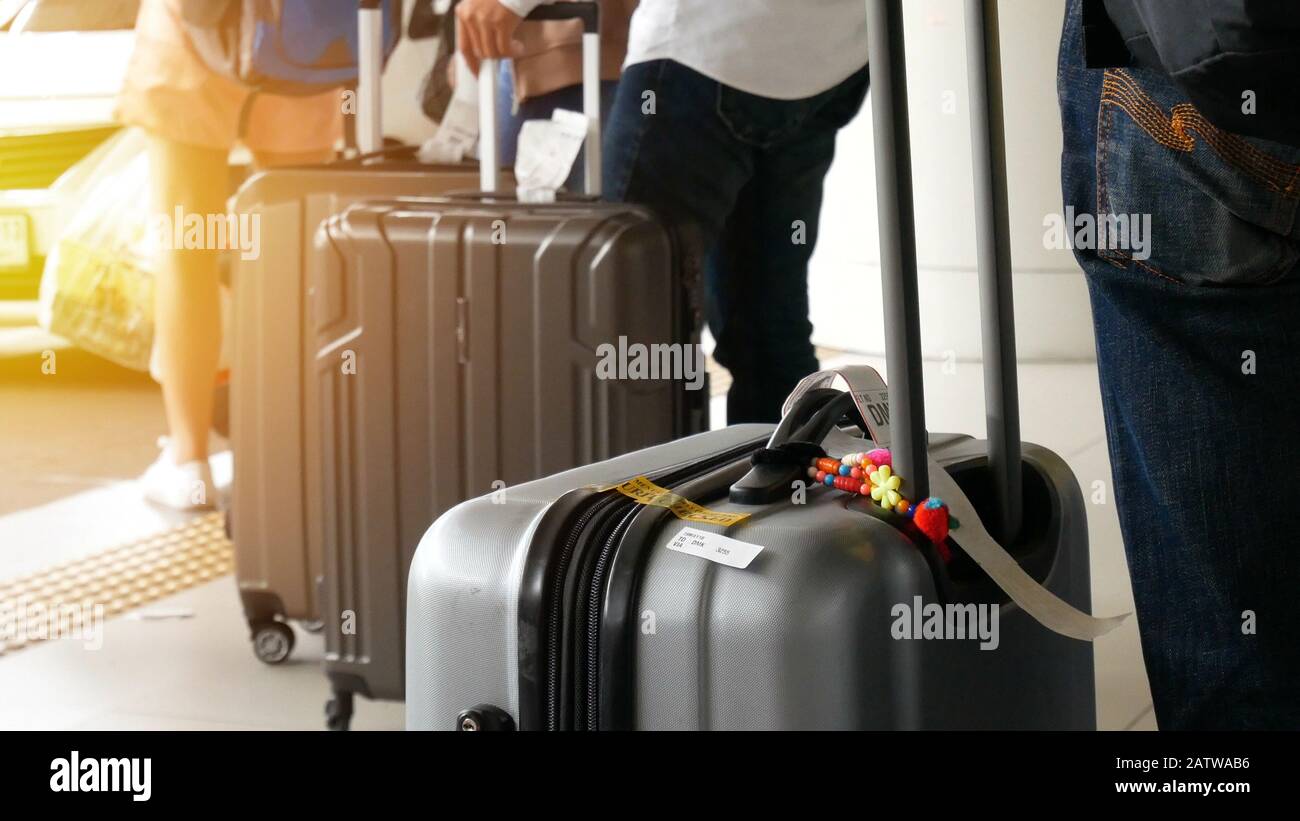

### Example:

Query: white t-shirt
xmin=501 ymin=0 xmax=869 ymax=100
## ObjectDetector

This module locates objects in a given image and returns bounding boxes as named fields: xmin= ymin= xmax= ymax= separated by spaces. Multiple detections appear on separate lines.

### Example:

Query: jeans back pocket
xmin=1095 ymin=68 xmax=1300 ymax=286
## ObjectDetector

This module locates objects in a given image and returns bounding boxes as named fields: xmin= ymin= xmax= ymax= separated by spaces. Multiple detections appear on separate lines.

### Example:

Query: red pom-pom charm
xmin=912 ymin=497 xmax=950 ymax=544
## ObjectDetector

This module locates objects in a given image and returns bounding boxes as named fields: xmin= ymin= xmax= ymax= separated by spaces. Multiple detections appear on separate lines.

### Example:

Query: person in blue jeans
xmin=597 ymin=2 xmax=871 ymax=423
xmin=1059 ymin=0 xmax=1300 ymax=728
xmin=459 ymin=0 xmax=870 ymax=423
xmin=602 ymin=61 xmax=869 ymax=424
xmin=455 ymin=0 xmax=634 ymax=191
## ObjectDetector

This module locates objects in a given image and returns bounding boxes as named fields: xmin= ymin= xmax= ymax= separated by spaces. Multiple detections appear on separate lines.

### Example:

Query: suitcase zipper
xmin=580 ymin=506 xmax=639 ymax=729
xmin=544 ymin=500 xmax=607 ymax=730
xmin=542 ymin=438 xmax=765 ymax=730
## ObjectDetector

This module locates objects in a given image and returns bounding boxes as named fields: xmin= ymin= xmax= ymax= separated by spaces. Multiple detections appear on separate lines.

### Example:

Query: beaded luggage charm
xmin=807 ymin=448 xmax=951 ymax=546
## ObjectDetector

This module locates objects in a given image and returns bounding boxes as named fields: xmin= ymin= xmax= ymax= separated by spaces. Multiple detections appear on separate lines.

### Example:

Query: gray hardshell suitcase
xmin=313 ymin=3 xmax=706 ymax=730
xmin=229 ymin=165 xmax=476 ymax=660
xmin=228 ymin=1 xmax=479 ymax=665
xmin=405 ymin=0 xmax=1100 ymax=730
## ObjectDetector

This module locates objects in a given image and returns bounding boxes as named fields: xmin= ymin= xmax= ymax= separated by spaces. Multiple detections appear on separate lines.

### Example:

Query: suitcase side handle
xmin=728 ymin=389 xmax=868 ymax=506
xmin=865 ymin=0 xmax=1023 ymax=542
xmin=477 ymin=2 xmax=603 ymax=196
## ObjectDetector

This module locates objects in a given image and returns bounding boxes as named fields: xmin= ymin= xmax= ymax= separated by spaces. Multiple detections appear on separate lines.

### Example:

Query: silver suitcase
xmin=405 ymin=0 xmax=1103 ymax=730
xmin=406 ymin=425 xmax=1095 ymax=730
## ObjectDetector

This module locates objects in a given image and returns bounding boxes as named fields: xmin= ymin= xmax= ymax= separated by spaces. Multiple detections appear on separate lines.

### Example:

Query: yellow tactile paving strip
xmin=0 ymin=512 xmax=232 ymax=656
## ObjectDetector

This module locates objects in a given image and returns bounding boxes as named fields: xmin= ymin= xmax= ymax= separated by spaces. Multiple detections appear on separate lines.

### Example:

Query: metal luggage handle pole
xmin=865 ymin=0 xmax=928 ymax=503
xmin=964 ymin=0 xmax=1022 ymax=543
xmin=478 ymin=2 xmax=603 ymax=195
xmin=358 ymin=0 xmax=388 ymax=155
xmin=865 ymin=0 xmax=1023 ymax=542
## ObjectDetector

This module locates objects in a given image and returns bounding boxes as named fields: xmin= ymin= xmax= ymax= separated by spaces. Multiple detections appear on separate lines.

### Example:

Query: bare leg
xmin=148 ymin=136 xmax=228 ymax=465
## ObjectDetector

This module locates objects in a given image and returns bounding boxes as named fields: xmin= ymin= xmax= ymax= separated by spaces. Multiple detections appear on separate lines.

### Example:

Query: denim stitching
xmin=1096 ymin=69 xmax=1300 ymax=285
xmin=1102 ymin=70 xmax=1300 ymax=198
xmin=1093 ymin=80 xmax=1135 ymax=273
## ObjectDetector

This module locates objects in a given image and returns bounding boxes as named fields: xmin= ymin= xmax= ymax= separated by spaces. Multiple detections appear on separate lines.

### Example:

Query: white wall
xmin=808 ymin=0 xmax=1094 ymax=361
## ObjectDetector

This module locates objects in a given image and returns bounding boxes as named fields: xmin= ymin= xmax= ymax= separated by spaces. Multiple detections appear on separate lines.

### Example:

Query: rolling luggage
xmin=228 ymin=1 xmax=479 ymax=664
xmin=313 ymin=2 xmax=707 ymax=729
xmin=404 ymin=0 xmax=1113 ymax=730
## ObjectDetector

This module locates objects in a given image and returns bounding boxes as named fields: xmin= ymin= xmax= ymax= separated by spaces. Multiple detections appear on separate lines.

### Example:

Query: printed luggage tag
xmin=783 ymin=366 xmax=892 ymax=447
xmin=667 ymin=527 xmax=763 ymax=569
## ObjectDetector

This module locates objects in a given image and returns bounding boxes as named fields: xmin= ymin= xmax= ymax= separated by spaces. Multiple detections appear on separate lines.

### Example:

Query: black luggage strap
xmin=749 ymin=441 xmax=825 ymax=468
xmin=730 ymin=389 xmax=864 ymax=506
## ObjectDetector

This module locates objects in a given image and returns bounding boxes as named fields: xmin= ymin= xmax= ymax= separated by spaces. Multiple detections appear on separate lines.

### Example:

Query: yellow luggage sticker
xmin=593 ymin=476 xmax=750 ymax=528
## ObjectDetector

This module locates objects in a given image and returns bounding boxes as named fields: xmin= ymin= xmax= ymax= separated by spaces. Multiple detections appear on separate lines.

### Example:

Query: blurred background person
xmin=449 ymin=0 xmax=636 ymax=192
xmin=116 ymin=0 xmax=342 ymax=509
xmin=458 ymin=0 xmax=870 ymax=423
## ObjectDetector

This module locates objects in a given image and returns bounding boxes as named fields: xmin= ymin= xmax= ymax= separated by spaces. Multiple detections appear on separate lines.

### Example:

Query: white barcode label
xmin=666 ymin=527 xmax=764 ymax=570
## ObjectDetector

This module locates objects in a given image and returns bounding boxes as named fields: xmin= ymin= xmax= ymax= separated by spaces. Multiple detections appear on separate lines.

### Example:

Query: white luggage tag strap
xmin=924 ymin=462 xmax=1128 ymax=641
xmin=782 ymin=365 xmax=892 ymax=446
xmin=790 ymin=367 xmax=1128 ymax=642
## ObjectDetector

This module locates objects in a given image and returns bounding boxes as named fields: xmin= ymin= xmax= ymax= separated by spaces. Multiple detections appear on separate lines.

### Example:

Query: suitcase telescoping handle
xmin=865 ymin=0 xmax=1023 ymax=543
xmin=478 ymin=2 xmax=603 ymax=195
xmin=358 ymin=0 xmax=389 ymax=155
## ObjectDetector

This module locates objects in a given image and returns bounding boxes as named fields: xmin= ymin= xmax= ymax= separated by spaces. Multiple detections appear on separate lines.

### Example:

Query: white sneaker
xmin=140 ymin=438 xmax=215 ymax=511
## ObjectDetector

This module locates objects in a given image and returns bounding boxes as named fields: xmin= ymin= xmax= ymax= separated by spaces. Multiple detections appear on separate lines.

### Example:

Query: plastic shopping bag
xmin=39 ymin=127 xmax=236 ymax=376
xmin=38 ymin=128 xmax=155 ymax=372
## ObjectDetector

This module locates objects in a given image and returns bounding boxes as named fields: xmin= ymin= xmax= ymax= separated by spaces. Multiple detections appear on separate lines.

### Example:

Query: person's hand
xmin=456 ymin=0 xmax=526 ymax=77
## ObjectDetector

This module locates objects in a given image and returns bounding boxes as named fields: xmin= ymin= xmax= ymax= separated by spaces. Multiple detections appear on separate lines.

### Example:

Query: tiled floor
xmin=0 ymin=332 xmax=1153 ymax=730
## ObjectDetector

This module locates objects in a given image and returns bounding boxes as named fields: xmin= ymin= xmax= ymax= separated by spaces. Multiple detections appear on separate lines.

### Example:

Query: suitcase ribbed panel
xmin=230 ymin=196 xmax=312 ymax=620
xmin=230 ymin=168 xmax=476 ymax=631
xmin=311 ymin=205 xmax=404 ymax=700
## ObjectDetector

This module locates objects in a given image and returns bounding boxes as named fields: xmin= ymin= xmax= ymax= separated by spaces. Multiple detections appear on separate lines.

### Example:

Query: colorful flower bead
xmin=868 ymin=464 xmax=903 ymax=509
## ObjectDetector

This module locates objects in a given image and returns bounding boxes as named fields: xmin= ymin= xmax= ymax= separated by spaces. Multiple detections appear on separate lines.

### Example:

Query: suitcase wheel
xmin=325 ymin=691 xmax=354 ymax=732
xmin=250 ymin=620 xmax=295 ymax=665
